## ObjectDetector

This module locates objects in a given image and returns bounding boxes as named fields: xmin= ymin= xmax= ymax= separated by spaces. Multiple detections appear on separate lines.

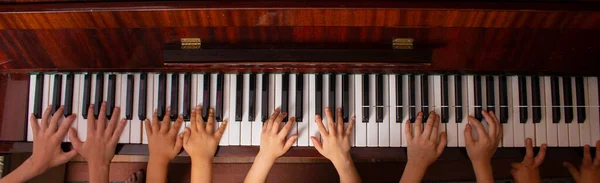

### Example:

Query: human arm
xmin=0 ymin=107 xmax=78 ymax=183
xmin=311 ymin=108 xmax=360 ymax=183
xmin=464 ymin=110 xmax=502 ymax=183
xmin=244 ymin=108 xmax=298 ymax=183
xmin=183 ymin=107 xmax=227 ymax=183
xmin=145 ymin=108 xmax=184 ymax=183
xmin=563 ymin=140 xmax=600 ymax=183
xmin=399 ymin=111 xmax=447 ymax=183
xmin=69 ymin=102 xmax=127 ymax=183
xmin=510 ymin=138 xmax=547 ymax=183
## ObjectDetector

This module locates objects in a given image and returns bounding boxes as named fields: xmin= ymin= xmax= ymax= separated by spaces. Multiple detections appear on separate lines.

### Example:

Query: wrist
xmin=330 ymin=153 xmax=352 ymax=165
xmin=471 ymin=159 xmax=491 ymax=169
xmin=148 ymin=156 xmax=171 ymax=167
xmin=406 ymin=160 xmax=430 ymax=171
xmin=256 ymin=152 xmax=278 ymax=163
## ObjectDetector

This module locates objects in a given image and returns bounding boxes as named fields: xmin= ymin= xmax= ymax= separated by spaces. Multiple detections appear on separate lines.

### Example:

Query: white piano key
xmin=503 ymin=76 xmax=515 ymax=147
xmin=48 ymin=74 xmax=55 ymax=115
xmin=348 ymin=75 xmax=356 ymax=147
xmin=401 ymin=75 xmax=410 ymax=147
xmin=103 ymin=73 xmax=109 ymax=106
xmin=568 ymin=77 xmax=580 ymax=147
xmin=379 ymin=75 xmax=390 ymax=147
xmin=389 ymin=75 xmax=401 ymax=147
xmin=557 ymin=77 xmax=569 ymax=147
xmin=268 ymin=73 xmax=275 ymax=124
xmin=74 ymin=74 xmax=86 ymax=142
xmin=83 ymin=74 xmax=95 ymax=142
xmin=118 ymin=74 xmax=129 ymax=143
xmin=587 ymin=77 xmax=599 ymax=147
xmin=298 ymin=74 xmax=310 ymax=147
xmin=415 ymin=75 xmax=422 ymax=121
xmin=196 ymin=73 xmax=205 ymax=112
xmin=480 ymin=76 xmax=489 ymax=138
xmin=190 ymin=74 xmax=198 ymax=126
xmin=275 ymin=74 xmax=283 ymax=114
xmin=130 ymin=74 xmax=142 ymax=144
xmin=367 ymin=74 xmax=378 ymax=147
xmin=354 ymin=74 xmax=366 ymax=147
xmin=241 ymin=74 xmax=252 ymax=146
xmin=457 ymin=75 xmax=469 ymax=147
xmin=228 ymin=74 xmax=239 ymax=146
xmin=178 ymin=73 xmax=186 ymax=134
xmin=433 ymin=75 xmax=445 ymax=139
xmin=60 ymin=73 xmax=68 ymax=142
xmin=146 ymin=73 xmax=159 ymax=144
xmin=308 ymin=74 xmax=318 ymax=146
xmin=251 ymin=74 xmax=263 ymax=146
xmin=492 ymin=76 xmax=502 ymax=147
xmin=287 ymin=74 xmax=297 ymax=146
xmin=447 ymin=76 xmax=458 ymax=147
xmin=322 ymin=74 xmax=330 ymax=133
xmin=579 ymin=77 xmax=591 ymax=146
xmin=544 ymin=76 xmax=558 ymax=147
xmin=467 ymin=75 xmax=480 ymax=140
xmin=27 ymin=75 xmax=37 ymax=142
xmin=535 ymin=76 xmax=547 ymax=146
xmin=166 ymin=73 xmax=172 ymax=120
xmin=512 ymin=76 xmax=526 ymax=147
xmin=220 ymin=74 xmax=231 ymax=146
xmin=524 ymin=76 xmax=535 ymax=145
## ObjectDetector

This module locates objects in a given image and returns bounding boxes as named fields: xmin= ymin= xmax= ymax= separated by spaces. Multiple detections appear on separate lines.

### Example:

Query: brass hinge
xmin=181 ymin=38 xmax=202 ymax=49
xmin=392 ymin=38 xmax=413 ymax=49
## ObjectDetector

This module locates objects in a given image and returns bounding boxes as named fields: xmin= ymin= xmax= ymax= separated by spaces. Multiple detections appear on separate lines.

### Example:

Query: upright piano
xmin=0 ymin=0 xmax=599 ymax=181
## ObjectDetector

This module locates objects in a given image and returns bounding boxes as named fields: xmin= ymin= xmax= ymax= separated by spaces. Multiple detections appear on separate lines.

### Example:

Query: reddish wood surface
xmin=0 ymin=73 xmax=28 ymax=141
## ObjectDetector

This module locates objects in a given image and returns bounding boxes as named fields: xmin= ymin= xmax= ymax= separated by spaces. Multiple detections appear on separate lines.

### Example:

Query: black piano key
xmin=236 ymin=74 xmax=243 ymax=122
xmin=518 ymin=76 xmax=528 ymax=123
xmin=64 ymin=73 xmax=74 ymax=117
xmin=215 ymin=73 xmax=224 ymax=121
xmin=138 ymin=73 xmax=147 ymax=120
xmin=249 ymin=74 xmax=256 ymax=121
xmin=51 ymin=74 xmax=62 ymax=115
xmin=282 ymin=74 xmax=289 ymax=122
xmin=376 ymin=74 xmax=383 ymax=123
xmin=329 ymin=74 xmax=336 ymax=122
xmin=563 ymin=76 xmax=573 ymax=123
xmin=296 ymin=74 xmax=304 ymax=122
xmin=342 ymin=75 xmax=349 ymax=122
xmin=409 ymin=75 xmax=416 ymax=123
xmin=441 ymin=75 xmax=449 ymax=123
xmin=126 ymin=74 xmax=134 ymax=120
xmin=202 ymin=74 xmax=210 ymax=121
xmin=94 ymin=73 xmax=104 ymax=119
xmin=486 ymin=76 xmax=495 ymax=112
xmin=33 ymin=74 xmax=44 ymax=119
xmin=421 ymin=75 xmax=429 ymax=122
xmin=575 ymin=77 xmax=586 ymax=123
xmin=474 ymin=76 xmax=483 ymax=121
xmin=362 ymin=74 xmax=369 ymax=123
xmin=157 ymin=73 xmax=166 ymax=121
xmin=170 ymin=74 xmax=179 ymax=121
xmin=82 ymin=74 xmax=91 ymax=119
xmin=532 ymin=76 xmax=542 ymax=123
xmin=396 ymin=75 xmax=403 ymax=123
xmin=551 ymin=76 xmax=560 ymax=123
xmin=183 ymin=73 xmax=191 ymax=121
xmin=499 ymin=76 xmax=509 ymax=123
xmin=316 ymin=74 xmax=323 ymax=118
xmin=455 ymin=75 xmax=463 ymax=123
xmin=261 ymin=74 xmax=269 ymax=122
xmin=106 ymin=74 xmax=116 ymax=119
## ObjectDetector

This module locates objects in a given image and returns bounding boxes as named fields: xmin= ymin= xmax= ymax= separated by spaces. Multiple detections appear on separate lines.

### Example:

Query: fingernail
xmin=352 ymin=116 xmax=356 ymax=120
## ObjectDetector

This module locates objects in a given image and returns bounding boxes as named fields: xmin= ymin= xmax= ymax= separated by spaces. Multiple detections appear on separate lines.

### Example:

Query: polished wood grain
xmin=0 ymin=1 xmax=599 ymax=30
xmin=0 ymin=27 xmax=599 ymax=75
xmin=0 ymin=73 xmax=28 ymax=141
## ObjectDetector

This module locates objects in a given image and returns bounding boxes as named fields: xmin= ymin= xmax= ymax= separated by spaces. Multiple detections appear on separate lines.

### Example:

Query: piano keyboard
xmin=26 ymin=73 xmax=600 ymax=147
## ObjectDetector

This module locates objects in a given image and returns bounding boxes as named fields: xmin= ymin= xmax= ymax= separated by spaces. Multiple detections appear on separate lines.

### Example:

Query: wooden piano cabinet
xmin=0 ymin=73 xmax=28 ymax=141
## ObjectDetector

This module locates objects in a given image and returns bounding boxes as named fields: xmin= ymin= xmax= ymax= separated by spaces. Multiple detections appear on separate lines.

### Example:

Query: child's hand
xmin=563 ymin=141 xmax=600 ymax=183
xmin=312 ymin=108 xmax=355 ymax=164
xmin=511 ymin=138 xmax=546 ymax=183
xmin=29 ymin=106 xmax=78 ymax=175
xmin=257 ymin=108 xmax=298 ymax=161
xmin=183 ymin=106 xmax=227 ymax=162
xmin=146 ymin=108 xmax=184 ymax=162
xmin=464 ymin=110 xmax=502 ymax=166
xmin=70 ymin=102 xmax=127 ymax=167
xmin=405 ymin=111 xmax=447 ymax=170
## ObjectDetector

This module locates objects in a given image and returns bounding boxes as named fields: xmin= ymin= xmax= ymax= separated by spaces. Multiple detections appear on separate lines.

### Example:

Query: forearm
xmin=399 ymin=162 xmax=427 ymax=183
xmin=88 ymin=162 xmax=110 ymax=183
xmin=244 ymin=155 xmax=275 ymax=183
xmin=191 ymin=158 xmax=213 ymax=183
xmin=146 ymin=157 xmax=170 ymax=183
xmin=332 ymin=156 xmax=361 ymax=183
xmin=472 ymin=161 xmax=494 ymax=183
xmin=0 ymin=159 xmax=40 ymax=183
